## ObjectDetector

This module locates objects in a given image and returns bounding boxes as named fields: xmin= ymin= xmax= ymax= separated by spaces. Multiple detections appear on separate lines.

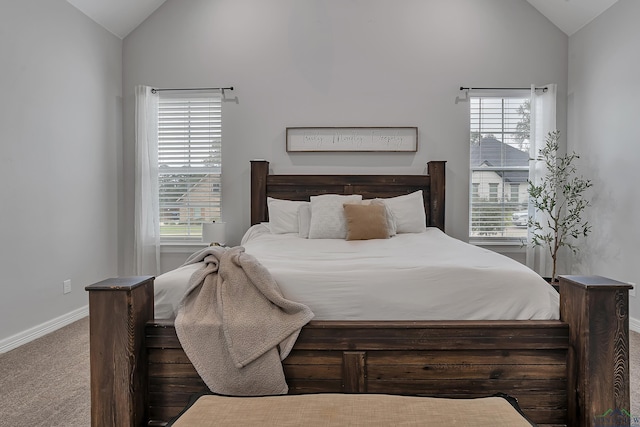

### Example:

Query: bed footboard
xmin=86 ymin=276 xmax=154 ymax=427
xmin=86 ymin=275 xmax=631 ymax=427
xmin=559 ymin=275 xmax=632 ymax=426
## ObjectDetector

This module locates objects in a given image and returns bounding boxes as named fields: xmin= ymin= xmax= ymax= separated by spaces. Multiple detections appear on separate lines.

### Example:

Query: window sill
xmin=469 ymin=240 xmax=526 ymax=247
xmin=160 ymin=241 xmax=208 ymax=254
xmin=470 ymin=240 xmax=526 ymax=255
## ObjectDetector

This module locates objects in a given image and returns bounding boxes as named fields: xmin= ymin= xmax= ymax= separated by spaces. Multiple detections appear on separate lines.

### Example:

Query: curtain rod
xmin=460 ymin=86 xmax=547 ymax=92
xmin=151 ymin=86 xmax=234 ymax=94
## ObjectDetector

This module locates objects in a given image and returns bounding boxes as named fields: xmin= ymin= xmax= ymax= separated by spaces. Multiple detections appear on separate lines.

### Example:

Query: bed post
xmin=85 ymin=276 xmax=154 ymax=427
xmin=427 ymin=161 xmax=446 ymax=231
xmin=251 ymin=160 xmax=269 ymax=225
xmin=559 ymin=275 xmax=632 ymax=427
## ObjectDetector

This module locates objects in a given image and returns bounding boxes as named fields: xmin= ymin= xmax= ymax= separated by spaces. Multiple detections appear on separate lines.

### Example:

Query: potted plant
xmin=527 ymin=130 xmax=593 ymax=282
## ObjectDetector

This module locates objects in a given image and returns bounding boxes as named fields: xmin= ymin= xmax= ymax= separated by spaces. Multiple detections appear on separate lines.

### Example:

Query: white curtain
xmin=526 ymin=83 xmax=557 ymax=276
xmin=134 ymin=85 xmax=161 ymax=276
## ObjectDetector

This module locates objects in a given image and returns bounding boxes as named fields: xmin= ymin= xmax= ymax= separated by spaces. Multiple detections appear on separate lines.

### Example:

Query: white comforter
xmin=154 ymin=225 xmax=559 ymax=321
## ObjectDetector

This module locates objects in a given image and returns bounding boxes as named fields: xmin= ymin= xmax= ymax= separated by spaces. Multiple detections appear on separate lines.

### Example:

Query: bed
xmin=86 ymin=160 xmax=631 ymax=427
xmin=156 ymin=226 xmax=559 ymax=323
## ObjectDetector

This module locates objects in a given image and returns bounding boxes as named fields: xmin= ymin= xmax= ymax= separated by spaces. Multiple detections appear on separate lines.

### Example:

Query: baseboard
xmin=630 ymin=316 xmax=640 ymax=334
xmin=0 ymin=305 xmax=89 ymax=354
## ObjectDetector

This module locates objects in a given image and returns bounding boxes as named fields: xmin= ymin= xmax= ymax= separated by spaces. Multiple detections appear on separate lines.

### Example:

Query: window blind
xmin=469 ymin=95 xmax=530 ymax=241
xmin=157 ymin=92 xmax=222 ymax=240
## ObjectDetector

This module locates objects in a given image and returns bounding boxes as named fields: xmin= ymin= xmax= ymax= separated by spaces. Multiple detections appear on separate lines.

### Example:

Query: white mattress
xmin=154 ymin=225 xmax=559 ymax=321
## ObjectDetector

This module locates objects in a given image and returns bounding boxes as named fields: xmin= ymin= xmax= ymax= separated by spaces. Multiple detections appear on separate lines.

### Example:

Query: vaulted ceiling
xmin=526 ymin=0 xmax=618 ymax=36
xmin=65 ymin=0 xmax=167 ymax=39
xmin=65 ymin=0 xmax=618 ymax=39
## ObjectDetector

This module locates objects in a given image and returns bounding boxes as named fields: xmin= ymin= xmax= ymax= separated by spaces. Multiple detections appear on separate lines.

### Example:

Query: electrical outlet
xmin=629 ymin=282 xmax=636 ymax=298
xmin=63 ymin=279 xmax=71 ymax=294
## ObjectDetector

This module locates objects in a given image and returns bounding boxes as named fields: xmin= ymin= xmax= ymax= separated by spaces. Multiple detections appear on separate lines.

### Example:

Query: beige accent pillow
xmin=343 ymin=203 xmax=390 ymax=241
xmin=361 ymin=199 xmax=397 ymax=236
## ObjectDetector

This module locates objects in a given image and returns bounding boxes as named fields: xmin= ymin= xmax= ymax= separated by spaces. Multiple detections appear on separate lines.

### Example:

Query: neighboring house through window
xmin=469 ymin=94 xmax=530 ymax=241
xmin=158 ymin=91 xmax=222 ymax=241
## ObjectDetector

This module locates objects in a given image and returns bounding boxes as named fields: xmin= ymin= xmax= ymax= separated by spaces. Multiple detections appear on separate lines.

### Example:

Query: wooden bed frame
xmin=86 ymin=160 xmax=631 ymax=427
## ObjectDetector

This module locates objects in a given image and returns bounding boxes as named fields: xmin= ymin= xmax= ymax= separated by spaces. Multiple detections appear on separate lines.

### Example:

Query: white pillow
xmin=267 ymin=197 xmax=308 ymax=234
xmin=308 ymin=194 xmax=363 ymax=239
xmin=298 ymin=204 xmax=311 ymax=238
xmin=380 ymin=190 xmax=427 ymax=233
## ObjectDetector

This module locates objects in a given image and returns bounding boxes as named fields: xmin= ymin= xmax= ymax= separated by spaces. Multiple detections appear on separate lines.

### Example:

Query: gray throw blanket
xmin=174 ymin=245 xmax=314 ymax=396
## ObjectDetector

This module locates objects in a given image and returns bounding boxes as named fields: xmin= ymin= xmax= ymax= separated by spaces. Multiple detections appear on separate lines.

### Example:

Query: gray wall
xmin=568 ymin=0 xmax=640 ymax=320
xmin=122 ymin=0 xmax=568 ymax=275
xmin=0 ymin=0 xmax=121 ymax=343
xmin=0 ymin=0 xmax=581 ymax=345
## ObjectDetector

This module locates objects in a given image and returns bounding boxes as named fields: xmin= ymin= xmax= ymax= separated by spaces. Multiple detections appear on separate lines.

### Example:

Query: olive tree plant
xmin=527 ymin=130 xmax=593 ymax=281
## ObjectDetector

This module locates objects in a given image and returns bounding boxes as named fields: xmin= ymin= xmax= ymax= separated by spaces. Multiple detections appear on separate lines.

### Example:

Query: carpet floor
xmin=0 ymin=317 xmax=638 ymax=426
xmin=0 ymin=318 xmax=90 ymax=427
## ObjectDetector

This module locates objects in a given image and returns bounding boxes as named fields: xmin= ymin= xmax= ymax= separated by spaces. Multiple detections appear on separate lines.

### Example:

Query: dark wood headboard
xmin=250 ymin=160 xmax=446 ymax=231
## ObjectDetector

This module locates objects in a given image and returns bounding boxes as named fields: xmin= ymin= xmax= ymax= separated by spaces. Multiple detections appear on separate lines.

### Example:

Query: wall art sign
xmin=286 ymin=127 xmax=418 ymax=152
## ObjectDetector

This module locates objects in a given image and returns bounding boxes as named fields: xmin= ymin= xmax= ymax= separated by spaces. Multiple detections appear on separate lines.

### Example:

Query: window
xmin=510 ymin=183 xmax=519 ymax=203
xmin=472 ymin=183 xmax=479 ymax=199
xmin=488 ymin=183 xmax=498 ymax=202
xmin=157 ymin=92 xmax=222 ymax=240
xmin=469 ymin=94 xmax=530 ymax=241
